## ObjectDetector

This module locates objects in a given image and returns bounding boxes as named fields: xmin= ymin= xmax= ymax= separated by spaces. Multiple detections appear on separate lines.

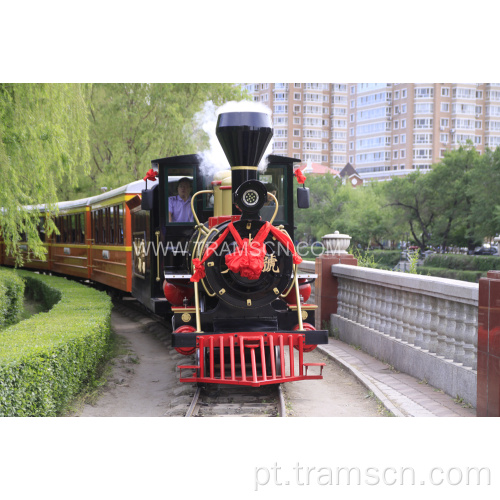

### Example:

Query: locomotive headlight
xmin=242 ymin=189 xmax=259 ymax=207
xmin=234 ymin=179 xmax=267 ymax=215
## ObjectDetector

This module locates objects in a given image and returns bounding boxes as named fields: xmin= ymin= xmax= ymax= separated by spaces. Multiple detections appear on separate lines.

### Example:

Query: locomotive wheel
xmin=293 ymin=322 xmax=317 ymax=352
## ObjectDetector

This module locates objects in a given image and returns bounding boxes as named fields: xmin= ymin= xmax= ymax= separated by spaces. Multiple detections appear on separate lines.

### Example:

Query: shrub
xmin=0 ymin=268 xmax=26 ymax=328
xmin=424 ymin=254 xmax=500 ymax=272
xmin=417 ymin=266 xmax=485 ymax=283
xmin=365 ymin=250 xmax=402 ymax=269
xmin=0 ymin=270 xmax=112 ymax=416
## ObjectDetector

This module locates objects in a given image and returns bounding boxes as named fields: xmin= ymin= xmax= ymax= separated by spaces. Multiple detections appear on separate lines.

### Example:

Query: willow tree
xmin=68 ymin=83 xmax=247 ymax=199
xmin=0 ymin=83 xmax=91 ymax=264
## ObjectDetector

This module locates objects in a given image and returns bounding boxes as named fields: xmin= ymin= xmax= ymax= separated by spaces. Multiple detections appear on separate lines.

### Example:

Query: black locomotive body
xmin=130 ymin=111 xmax=328 ymax=386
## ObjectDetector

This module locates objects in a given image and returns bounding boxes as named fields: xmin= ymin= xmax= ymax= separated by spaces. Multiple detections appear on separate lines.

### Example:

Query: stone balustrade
xmin=329 ymin=264 xmax=478 ymax=407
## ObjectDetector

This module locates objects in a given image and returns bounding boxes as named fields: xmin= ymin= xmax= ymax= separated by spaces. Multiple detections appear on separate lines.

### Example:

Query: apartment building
xmin=243 ymin=83 xmax=500 ymax=182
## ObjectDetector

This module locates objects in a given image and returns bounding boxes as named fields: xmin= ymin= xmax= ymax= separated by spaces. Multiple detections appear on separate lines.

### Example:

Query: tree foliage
xmin=0 ymin=83 xmax=91 ymax=264
xmin=294 ymin=176 xmax=398 ymax=248
xmin=66 ymin=83 xmax=247 ymax=199
xmin=295 ymin=143 xmax=500 ymax=252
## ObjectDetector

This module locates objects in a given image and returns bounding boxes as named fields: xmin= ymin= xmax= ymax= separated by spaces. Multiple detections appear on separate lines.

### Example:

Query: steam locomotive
xmin=0 ymin=111 xmax=327 ymax=387
xmin=131 ymin=111 xmax=327 ymax=386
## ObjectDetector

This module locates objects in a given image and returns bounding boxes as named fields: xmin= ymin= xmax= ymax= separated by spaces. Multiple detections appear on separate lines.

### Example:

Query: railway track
xmin=185 ymin=384 xmax=286 ymax=417
xmin=117 ymin=297 xmax=286 ymax=417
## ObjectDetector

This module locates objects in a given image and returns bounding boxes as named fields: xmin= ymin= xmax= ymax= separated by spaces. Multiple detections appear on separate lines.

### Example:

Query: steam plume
xmin=195 ymin=99 xmax=273 ymax=177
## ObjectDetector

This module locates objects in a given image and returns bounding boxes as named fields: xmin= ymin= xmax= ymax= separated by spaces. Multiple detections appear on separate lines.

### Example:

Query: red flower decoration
xmin=143 ymin=168 xmax=158 ymax=182
xmin=294 ymin=168 xmax=306 ymax=184
xmin=225 ymin=239 xmax=267 ymax=280
xmin=191 ymin=258 xmax=206 ymax=282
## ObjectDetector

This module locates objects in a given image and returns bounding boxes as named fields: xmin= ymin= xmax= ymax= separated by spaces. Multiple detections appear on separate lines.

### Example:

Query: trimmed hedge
xmin=423 ymin=253 xmax=500 ymax=272
xmin=417 ymin=267 xmax=484 ymax=283
xmin=0 ymin=270 xmax=112 ymax=417
xmin=0 ymin=268 xmax=25 ymax=329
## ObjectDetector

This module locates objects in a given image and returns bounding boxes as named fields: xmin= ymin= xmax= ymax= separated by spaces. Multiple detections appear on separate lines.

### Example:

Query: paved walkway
xmin=317 ymin=339 xmax=476 ymax=417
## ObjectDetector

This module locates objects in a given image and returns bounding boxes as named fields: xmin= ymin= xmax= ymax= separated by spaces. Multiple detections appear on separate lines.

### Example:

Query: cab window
xmin=165 ymin=167 xmax=196 ymax=224
xmin=258 ymin=167 xmax=287 ymax=223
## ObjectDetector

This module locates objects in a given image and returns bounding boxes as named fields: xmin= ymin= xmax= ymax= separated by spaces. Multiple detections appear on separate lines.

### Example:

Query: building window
xmin=441 ymin=103 xmax=449 ymax=112
xmin=293 ymin=129 xmax=300 ymax=136
xmin=414 ymin=103 xmax=434 ymax=114
xmin=401 ymin=119 xmax=406 ymax=128
xmin=400 ymin=149 xmax=406 ymax=158
xmin=351 ymin=86 xmax=355 ymax=94
xmin=273 ymin=105 xmax=288 ymax=114
xmin=294 ymin=93 xmax=301 ymax=100
xmin=395 ymin=91 xmax=400 ymax=99
xmin=401 ymin=134 xmax=406 ymax=143
xmin=349 ymin=142 xmax=354 ymax=150
xmin=440 ymin=133 xmax=448 ymax=143
xmin=413 ymin=149 xmax=432 ymax=159
xmin=394 ymin=135 xmax=399 ymax=144
xmin=293 ymin=142 xmax=300 ymax=148
xmin=441 ymin=87 xmax=450 ymax=96
xmin=293 ymin=117 xmax=300 ymax=124
xmin=294 ymin=105 xmax=301 ymax=113
xmin=294 ymin=83 xmax=301 ymax=88
xmin=415 ymin=87 xmax=434 ymax=99
xmin=402 ymin=89 xmax=407 ymax=98
xmin=441 ymin=118 xmax=449 ymax=127
xmin=394 ymin=121 xmax=399 ymax=130
xmin=393 ymin=151 xmax=398 ymax=159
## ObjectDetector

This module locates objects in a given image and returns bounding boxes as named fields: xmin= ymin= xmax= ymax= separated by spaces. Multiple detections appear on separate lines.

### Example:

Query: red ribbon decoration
xmin=143 ymin=168 xmax=158 ymax=182
xmin=190 ymin=222 xmax=302 ymax=283
xmin=294 ymin=168 xmax=306 ymax=184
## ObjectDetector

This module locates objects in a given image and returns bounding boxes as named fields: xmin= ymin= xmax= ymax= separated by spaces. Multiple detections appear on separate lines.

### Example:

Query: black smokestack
xmin=216 ymin=111 xmax=273 ymax=168
xmin=216 ymin=112 xmax=273 ymax=214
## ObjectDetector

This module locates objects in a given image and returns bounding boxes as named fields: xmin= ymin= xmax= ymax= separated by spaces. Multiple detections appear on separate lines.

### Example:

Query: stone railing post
xmin=314 ymin=231 xmax=357 ymax=330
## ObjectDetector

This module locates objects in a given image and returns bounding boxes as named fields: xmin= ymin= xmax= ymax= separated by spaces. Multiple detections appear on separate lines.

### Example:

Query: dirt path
xmin=76 ymin=306 xmax=191 ymax=417
xmin=283 ymin=349 xmax=387 ymax=417
xmin=74 ymin=305 xmax=387 ymax=417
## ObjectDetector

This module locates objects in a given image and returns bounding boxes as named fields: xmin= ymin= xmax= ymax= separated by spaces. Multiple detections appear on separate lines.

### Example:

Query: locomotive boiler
xmin=131 ymin=111 xmax=328 ymax=386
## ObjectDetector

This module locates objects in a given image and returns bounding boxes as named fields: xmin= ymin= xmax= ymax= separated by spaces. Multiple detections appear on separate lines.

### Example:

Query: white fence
xmin=329 ymin=264 xmax=478 ymax=406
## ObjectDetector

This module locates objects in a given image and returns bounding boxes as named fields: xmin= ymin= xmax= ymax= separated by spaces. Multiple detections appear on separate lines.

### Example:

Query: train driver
xmin=169 ymin=177 xmax=194 ymax=223
xmin=264 ymin=183 xmax=277 ymax=206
